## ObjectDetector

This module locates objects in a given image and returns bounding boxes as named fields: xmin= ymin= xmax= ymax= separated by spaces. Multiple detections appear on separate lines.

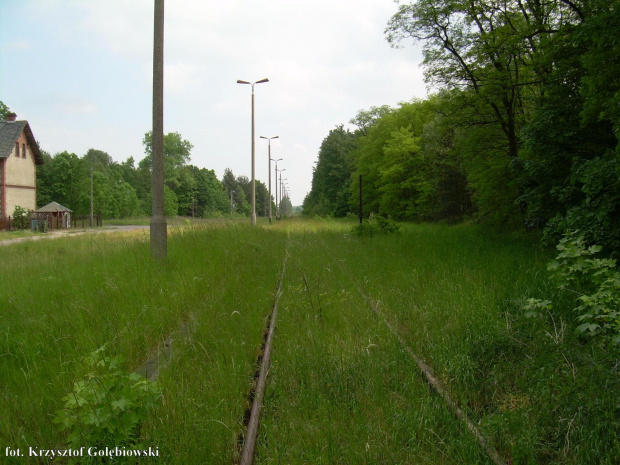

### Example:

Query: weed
xmin=53 ymin=344 xmax=161 ymax=462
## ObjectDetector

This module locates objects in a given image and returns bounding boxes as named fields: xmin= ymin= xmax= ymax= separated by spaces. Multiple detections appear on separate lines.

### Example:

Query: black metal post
xmin=359 ymin=174 xmax=362 ymax=224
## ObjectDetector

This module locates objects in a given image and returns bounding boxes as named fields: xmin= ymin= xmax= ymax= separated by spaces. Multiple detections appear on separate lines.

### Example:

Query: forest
xmin=303 ymin=0 xmax=619 ymax=255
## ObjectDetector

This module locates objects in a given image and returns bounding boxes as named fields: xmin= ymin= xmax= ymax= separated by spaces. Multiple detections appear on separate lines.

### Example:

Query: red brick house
xmin=0 ymin=113 xmax=44 ymax=217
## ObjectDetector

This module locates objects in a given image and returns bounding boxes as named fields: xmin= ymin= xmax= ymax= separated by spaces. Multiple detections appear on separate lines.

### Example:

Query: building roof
xmin=35 ymin=201 xmax=73 ymax=213
xmin=0 ymin=120 xmax=45 ymax=165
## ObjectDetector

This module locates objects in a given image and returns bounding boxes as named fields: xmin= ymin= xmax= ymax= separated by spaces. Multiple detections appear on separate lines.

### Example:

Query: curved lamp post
xmin=260 ymin=136 xmax=279 ymax=224
xmin=237 ymin=78 xmax=269 ymax=226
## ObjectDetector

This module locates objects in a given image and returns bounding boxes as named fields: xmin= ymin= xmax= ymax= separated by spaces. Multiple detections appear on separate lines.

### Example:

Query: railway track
xmin=353 ymin=283 xmax=508 ymax=465
xmin=237 ymin=250 xmax=288 ymax=465
xmin=132 ymin=233 xmax=505 ymax=464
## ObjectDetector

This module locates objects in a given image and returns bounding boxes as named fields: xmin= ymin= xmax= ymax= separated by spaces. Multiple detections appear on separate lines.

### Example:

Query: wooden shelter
xmin=33 ymin=201 xmax=72 ymax=229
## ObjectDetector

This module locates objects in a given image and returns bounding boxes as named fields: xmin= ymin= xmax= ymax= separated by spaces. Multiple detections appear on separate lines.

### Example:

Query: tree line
xmin=303 ymin=0 xmax=619 ymax=254
xmin=1 ymin=102 xmax=291 ymax=220
xmin=34 ymin=131 xmax=278 ymax=219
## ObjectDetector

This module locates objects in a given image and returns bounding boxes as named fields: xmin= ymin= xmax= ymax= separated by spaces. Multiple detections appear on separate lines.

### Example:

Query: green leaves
xmin=54 ymin=345 xmax=162 ymax=460
xmin=527 ymin=231 xmax=620 ymax=343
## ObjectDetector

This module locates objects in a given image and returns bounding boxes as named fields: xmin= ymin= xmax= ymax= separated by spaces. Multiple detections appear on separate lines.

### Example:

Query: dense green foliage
xmin=32 ymin=132 xmax=272 ymax=219
xmin=302 ymin=126 xmax=356 ymax=217
xmin=303 ymin=0 xmax=620 ymax=255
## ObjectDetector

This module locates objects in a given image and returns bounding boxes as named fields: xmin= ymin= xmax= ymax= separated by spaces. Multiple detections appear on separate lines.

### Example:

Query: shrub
xmin=525 ymin=231 xmax=620 ymax=344
xmin=11 ymin=205 xmax=31 ymax=230
xmin=351 ymin=213 xmax=400 ymax=237
xmin=54 ymin=345 xmax=162 ymax=462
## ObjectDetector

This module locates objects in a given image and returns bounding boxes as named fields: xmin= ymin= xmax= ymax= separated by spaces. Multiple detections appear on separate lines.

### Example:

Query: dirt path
xmin=0 ymin=225 xmax=149 ymax=247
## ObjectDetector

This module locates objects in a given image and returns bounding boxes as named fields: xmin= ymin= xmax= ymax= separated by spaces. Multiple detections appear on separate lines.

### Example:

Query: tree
xmin=83 ymin=148 xmax=113 ymax=173
xmin=47 ymin=151 xmax=89 ymax=214
xmin=517 ymin=0 xmax=620 ymax=252
xmin=255 ymin=180 xmax=270 ymax=217
xmin=36 ymin=150 xmax=54 ymax=207
xmin=279 ymin=195 xmax=293 ymax=217
xmin=303 ymin=126 xmax=357 ymax=217
xmin=222 ymin=168 xmax=249 ymax=214
xmin=142 ymin=131 xmax=193 ymax=192
xmin=0 ymin=101 xmax=11 ymax=121
xmin=189 ymin=166 xmax=229 ymax=217
xmin=385 ymin=0 xmax=585 ymax=224
xmin=349 ymin=100 xmax=439 ymax=220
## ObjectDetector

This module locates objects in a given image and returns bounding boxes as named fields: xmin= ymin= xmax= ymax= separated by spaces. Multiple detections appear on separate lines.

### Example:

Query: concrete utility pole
xmin=237 ymin=78 xmax=268 ymax=226
xmin=150 ymin=0 xmax=167 ymax=259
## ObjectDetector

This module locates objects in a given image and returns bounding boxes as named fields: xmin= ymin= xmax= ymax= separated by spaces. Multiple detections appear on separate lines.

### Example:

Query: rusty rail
xmin=357 ymin=286 xmax=507 ymax=465
xmin=239 ymin=253 xmax=287 ymax=465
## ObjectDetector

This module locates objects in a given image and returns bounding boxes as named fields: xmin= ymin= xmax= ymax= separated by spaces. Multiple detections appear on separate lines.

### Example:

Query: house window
xmin=15 ymin=142 xmax=19 ymax=157
xmin=22 ymin=143 xmax=26 ymax=158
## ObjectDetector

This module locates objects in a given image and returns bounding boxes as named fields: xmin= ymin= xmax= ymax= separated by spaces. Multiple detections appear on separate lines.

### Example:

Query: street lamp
xmin=278 ymin=169 xmax=286 ymax=219
xmin=273 ymin=159 xmax=282 ymax=219
xmin=237 ymin=78 xmax=269 ymax=226
xmin=260 ymin=135 xmax=279 ymax=224
xmin=281 ymin=179 xmax=288 ymax=217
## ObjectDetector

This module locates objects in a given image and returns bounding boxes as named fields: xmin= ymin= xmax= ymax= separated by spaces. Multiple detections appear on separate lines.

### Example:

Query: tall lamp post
xmin=277 ymin=169 xmax=286 ymax=219
xmin=281 ymin=179 xmax=288 ymax=206
xmin=237 ymin=78 xmax=269 ymax=226
xmin=273 ymin=159 xmax=282 ymax=218
xmin=260 ymin=136 xmax=279 ymax=224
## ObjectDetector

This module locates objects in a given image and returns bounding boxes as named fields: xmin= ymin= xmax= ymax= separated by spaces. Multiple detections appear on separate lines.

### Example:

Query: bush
xmin=54 ymin=345 xmax=162 ymax=462
xmin=525 ymin=231 xmax=620 ymax=344
xmin=351 ymin=213 xmax=400 ymax=237
xmin=11 ymin=205 xmax=31 ymax=230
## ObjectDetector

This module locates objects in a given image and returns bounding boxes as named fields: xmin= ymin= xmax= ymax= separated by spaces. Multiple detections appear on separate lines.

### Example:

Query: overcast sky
xmin=0 ymin=0 xmax=425 ymax=206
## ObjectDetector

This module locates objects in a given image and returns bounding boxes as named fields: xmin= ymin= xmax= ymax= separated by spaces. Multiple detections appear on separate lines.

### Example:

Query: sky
xmin=0 ymin=0 xmax=426 ymax=206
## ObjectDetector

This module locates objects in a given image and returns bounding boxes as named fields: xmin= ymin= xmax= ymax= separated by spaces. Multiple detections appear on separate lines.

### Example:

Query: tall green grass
xmin=1 ymin=218 xmax=617 ymax=464
xmin=0 ymin=223 xmax=287 ymax=463
xmin=265 ymin=219 xmax=618 ymax=464
xmin=256 ymin=225 xmax=490 ymax=463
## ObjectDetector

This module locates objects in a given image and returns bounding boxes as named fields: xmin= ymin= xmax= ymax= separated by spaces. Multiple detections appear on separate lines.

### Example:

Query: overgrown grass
xmin=141 ymin=225 xmax=287 ymax=463
xmin=256 ymin=225 xmax=489 ymax=463
xmin=262 ymin=219 xmax=618 ymax=464
xmin=0 ymin=222 xmax=287 ymax=463
xmin=1 ymin=217 xmax=617 ymax=464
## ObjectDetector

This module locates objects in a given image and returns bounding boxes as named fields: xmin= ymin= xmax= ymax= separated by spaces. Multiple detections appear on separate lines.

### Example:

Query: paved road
xmin=0 ymin=225 xmax=149 ymax=247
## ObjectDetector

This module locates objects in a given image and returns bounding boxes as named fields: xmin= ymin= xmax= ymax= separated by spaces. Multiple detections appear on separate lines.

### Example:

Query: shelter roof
xmin=35 ymin=201 xmax=73 ymax=213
